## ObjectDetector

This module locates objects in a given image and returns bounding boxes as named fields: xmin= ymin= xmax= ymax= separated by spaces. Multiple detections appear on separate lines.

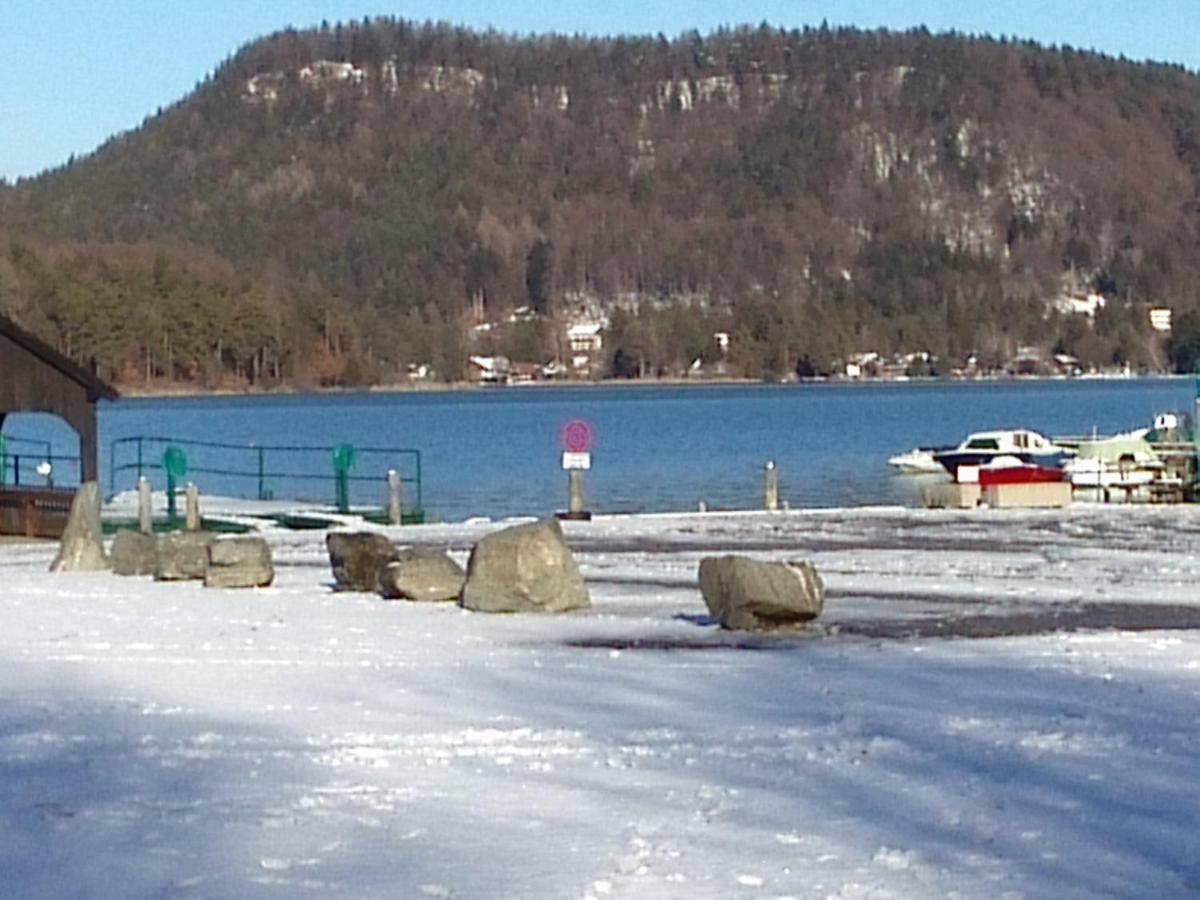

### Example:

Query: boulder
xmin=205 ymin=537 xmax=274 ymax=589
xmin=154 ymin=531 xmax=216 ymax=581
xmin=379 ymin=549 xmax=465 ymax=602
xmin=49 ymin=482 xmax=108 ymax=572
xmin=326 ymin=531 xmax=401 ymax=592
xmin=460 ymin=518 xmax=590 ymax=613
xmin=698 ymin=555 xmax=824 ymax=631
xmin=110 ymin=530 xmax=158 ymax=576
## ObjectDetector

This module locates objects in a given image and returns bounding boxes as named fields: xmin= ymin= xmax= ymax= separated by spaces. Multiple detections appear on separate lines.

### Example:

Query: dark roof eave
xmin=0 ymin=316 xmax=120 ymax=401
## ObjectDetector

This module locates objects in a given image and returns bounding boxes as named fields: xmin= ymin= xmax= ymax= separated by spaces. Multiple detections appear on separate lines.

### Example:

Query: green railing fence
xmin=0 ymin=434 xmax=80 ymax=488
xmin=109 ymin=436 xmax=422 ymax=512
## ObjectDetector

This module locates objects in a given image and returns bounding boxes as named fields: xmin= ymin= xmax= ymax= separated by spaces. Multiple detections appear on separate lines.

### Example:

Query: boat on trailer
xmin=973 ymin=456 xmax=1067 ymax=487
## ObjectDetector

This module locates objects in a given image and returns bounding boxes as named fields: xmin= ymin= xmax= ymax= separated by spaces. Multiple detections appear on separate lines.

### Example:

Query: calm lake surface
xmin=5 ymin=379 xmax=1198 ymax=521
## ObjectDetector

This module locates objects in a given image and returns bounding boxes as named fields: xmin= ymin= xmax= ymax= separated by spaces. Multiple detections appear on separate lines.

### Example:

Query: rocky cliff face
xmin=1 ymin=21 xmax=1198 ymax=384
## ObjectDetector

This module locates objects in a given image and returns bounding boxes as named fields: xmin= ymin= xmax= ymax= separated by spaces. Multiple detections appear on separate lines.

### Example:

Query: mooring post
xmin=185 ymin=483 xmax=201 ymax=531
xmin=333 ymin=444 xmax=355 ymax=515
xmin=137 ymin=476 xmax=152 ymax=534
xmin=386 ymin=469 xmax=403 ymax=525
xmin=764 ymin=460 xmax=779 ymax=511
xmin=567 ymin=469 xmax=586 ymax=517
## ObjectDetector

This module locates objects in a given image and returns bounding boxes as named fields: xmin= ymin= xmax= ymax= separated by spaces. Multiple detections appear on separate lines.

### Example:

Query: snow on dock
xmin=1 ymin=506 xmax=1200 ymax=897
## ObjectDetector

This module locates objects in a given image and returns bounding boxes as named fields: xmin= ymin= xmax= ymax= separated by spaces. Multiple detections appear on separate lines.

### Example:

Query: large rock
xmin=327 ymin=531 xmax=401 ymax=592
xmin=155 ymin=531 xmax=216 ymax=581
xmin=380 ymin=549 xmax=465 ymax=602
xmin=460 ymin=518 xmax=590 ymax=613
xmin=111 ymin=530 xmax=158 ymax=576
xmin=49 ymin=482 xmax=108 ymax=572
xmin=698 ymin=555 xmax=824 ymax=631
xmin=205 ymin=537 xmax=274 ymax=588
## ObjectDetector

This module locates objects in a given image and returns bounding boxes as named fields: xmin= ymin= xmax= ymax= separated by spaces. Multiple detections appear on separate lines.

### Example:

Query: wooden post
xmin=567 ymin=469 xmax=585 ymax=517
xmin=386 ymin=469 xmax=403 ymax=526
xmin=556 ymin=448 xmax=592 ymax=521
xmin=764 ymin=460 xmax=779 ymax=512
xmin=137 ymin=476 xmax=152 ymax=534
xmin=185 ymin=483 xmax=201 ymax=531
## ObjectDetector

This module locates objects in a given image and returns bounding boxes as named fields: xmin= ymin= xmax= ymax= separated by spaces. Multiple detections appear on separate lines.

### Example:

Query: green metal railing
xmin=0 ymin=435 xmax=80 ymax=488
xmin=108 ymin=436 xmax=422 ymax=511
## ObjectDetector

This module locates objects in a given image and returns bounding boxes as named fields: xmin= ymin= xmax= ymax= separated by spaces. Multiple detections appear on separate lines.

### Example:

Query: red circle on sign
xmin=562 ymin=420 xmax=593 ymax=453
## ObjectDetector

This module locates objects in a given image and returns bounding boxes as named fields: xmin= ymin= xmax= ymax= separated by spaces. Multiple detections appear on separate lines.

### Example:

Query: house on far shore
xmin=1010 ymin=346 xmax=1044 ymax=376
xmin=508 ymin=362 xmax=542 ymax=384
xmin=467 ymin=355 xmax=511 ymax=384
xmin=566 ymin=320 xmax=606 ymax=374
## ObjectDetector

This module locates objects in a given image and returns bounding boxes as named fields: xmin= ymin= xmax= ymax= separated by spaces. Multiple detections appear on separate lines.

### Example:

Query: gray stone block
xmin=327 ymin=531 xmax=402 ymax=592
xmin=205 ymin=537 xmax=274 ymax=588
xmin=380 ymin=549 xmax=464 ymax=602
xmin=111 ymin=530 xmax=158 ymax=576
xmin=698 ymin=555 xmax=823 ymax=631
xmin=460 ymin=518 xmax=590 ymax=613
xmin=49 ymin=482 xmax=108 ymax=573
xmin=155 ymin=531 xmax=216 ymax=581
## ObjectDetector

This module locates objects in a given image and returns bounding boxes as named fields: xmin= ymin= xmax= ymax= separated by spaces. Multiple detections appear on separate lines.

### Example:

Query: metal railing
xmin=0 ymin=435 xmax=81 ymax=488
xmin=108 ymin=436 xmax=422 ymax=510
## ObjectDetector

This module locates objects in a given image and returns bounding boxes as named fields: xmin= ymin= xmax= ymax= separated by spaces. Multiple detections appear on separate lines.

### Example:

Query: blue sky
xmin=2 ymin=1 xmax=1198 ymax=181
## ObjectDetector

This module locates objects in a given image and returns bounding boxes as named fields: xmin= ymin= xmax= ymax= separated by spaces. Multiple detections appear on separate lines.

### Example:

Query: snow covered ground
xmin=2 ymin=506 xmax=1200 ymax=898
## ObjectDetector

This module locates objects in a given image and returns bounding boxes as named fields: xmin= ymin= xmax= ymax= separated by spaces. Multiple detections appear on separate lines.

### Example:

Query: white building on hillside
xmin=1149 ymin=308 xmax=1173 ymax=333
xmin=1053 ymin=292 xmax=1107 ymax=318
xmin=566 ymin=320 xmax=606 ymax=372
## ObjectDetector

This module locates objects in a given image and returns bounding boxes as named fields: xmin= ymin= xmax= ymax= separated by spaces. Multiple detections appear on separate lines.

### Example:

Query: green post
xmin=163 ymin=446 xmax=188 ymax=525
xmin=333 ymin=443 xmax=355 ymax=514
xmin=256 ymin=445 xmax=266 ymax=501
xmin=415 ymin=450 xmax=422 ymax=512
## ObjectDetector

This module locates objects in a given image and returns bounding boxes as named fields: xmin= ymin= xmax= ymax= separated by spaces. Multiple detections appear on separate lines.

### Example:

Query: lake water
xmin=4 ymin=379 xmax=1197 ymax=521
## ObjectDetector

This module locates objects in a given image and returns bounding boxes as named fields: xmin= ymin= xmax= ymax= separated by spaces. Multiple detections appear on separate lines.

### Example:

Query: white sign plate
xmin=562 ymin=452 xmax=592 ymax=470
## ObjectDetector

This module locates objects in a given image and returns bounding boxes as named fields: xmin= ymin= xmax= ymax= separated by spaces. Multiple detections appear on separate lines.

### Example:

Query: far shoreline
xmin=110 ymin=372 xmax=1192 ymax=402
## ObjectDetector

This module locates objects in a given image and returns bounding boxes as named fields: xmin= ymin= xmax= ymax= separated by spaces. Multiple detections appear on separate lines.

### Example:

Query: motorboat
xmin=1063 ymin=427 xmax=1163 ymax=490
xmin=887 ymin=446 xmax=951 ymax=475
xmin=933 ymin=429 xmax=1072 ymax=479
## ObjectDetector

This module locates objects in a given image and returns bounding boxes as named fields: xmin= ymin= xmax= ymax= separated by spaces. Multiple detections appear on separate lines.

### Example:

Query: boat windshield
xmin=964 ymin=438 xmax=1000 ymax=450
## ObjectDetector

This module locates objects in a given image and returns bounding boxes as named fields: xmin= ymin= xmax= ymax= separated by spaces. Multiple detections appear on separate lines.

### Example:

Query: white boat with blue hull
xmin=932 ymin=429 xmax=1072 ymax=478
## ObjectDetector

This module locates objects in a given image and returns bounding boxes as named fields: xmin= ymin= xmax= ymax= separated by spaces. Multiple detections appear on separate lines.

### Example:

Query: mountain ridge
xmin=2 ymin=19 xmax=1200 ymax=386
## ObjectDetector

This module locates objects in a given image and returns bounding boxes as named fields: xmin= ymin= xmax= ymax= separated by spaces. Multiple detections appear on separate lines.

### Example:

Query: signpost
xmin=558 ymin=420 xmax=593 ymax=520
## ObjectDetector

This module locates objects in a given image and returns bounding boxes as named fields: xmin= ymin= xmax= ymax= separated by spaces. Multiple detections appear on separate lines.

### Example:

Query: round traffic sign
xmin=562 ymin=420 xmax=593 ymax=453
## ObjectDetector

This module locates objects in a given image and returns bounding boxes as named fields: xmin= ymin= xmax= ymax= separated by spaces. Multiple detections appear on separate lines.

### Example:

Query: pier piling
xmin=137 ymin=476 xmax=152 ymax=534
xmin=764 ymin=460 xmax=779 ymax=512
xmin=386 ymin=469 xmax=403 ymax=525
xmin=185 ymin=483 xmax=201 ymax=531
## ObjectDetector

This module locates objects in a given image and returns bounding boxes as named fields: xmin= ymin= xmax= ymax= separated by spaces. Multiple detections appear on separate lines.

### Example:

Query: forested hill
xmin=3 ymin=19 xmax=1200 ymax=388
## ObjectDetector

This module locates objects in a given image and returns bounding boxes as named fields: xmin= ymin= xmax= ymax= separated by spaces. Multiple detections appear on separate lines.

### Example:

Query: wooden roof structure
xmin=0 ymin=315 xmax=118 ymax=484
